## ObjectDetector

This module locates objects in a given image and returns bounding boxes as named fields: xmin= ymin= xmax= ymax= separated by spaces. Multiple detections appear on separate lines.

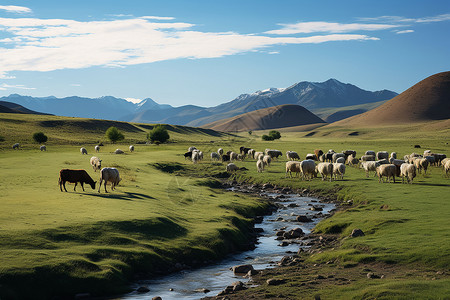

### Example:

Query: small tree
xmin=268 ymin=130 xmax=281 ymax=140
xmin=33 ymin=132 xmax=48 ymax=144
xmin=147 ymin=125 xmax=170 ymax=144
xmin=248 ymin=130 xmax=252 ymax=135
xmin=105 ymin=126 xmax=124 ymax=144
xmin=261 ymin=134 xmax=274 ymax=141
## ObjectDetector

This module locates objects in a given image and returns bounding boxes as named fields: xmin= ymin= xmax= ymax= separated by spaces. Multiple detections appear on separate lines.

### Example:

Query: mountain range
xmin=0 ymin=78 xmax=397 ymax=126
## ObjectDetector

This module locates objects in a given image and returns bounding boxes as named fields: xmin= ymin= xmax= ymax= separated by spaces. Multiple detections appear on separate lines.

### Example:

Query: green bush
xmin=147 ymin=125 xmax=170 ymax=144
xmin=268 ymin=130 xmax=281 ymax=140
xmin=105 ymin=127 xmax=124 ymax=144
xmin=32 ymin=132 xmax=48 ymax=144
xmin=261 ymin=134 xmax=274 ymax=141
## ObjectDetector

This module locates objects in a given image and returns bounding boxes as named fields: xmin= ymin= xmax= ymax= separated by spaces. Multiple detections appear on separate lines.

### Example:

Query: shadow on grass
xmin=87 ymin=191 xmax=156 ymax=201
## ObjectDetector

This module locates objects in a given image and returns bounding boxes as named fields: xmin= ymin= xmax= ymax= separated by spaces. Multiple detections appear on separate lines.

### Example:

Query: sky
xmin=0 ymin=0 xmax=449 ymax=107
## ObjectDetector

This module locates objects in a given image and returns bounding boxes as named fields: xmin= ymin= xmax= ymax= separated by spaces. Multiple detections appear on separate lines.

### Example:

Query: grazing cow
xmin=59 ymin=169 xmax=96 ymax=192
xmin=98 ymin=167 xmax=121 ymax=193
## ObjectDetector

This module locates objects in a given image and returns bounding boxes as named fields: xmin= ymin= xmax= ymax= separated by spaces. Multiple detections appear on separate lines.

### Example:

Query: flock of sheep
xmin=185 ymin=146 xmax=449 ymax=184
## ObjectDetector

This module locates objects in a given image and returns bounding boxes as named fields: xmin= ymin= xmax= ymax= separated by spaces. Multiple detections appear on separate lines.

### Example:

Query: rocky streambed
xmin=119 ymin=183 xmax=337 ymax=300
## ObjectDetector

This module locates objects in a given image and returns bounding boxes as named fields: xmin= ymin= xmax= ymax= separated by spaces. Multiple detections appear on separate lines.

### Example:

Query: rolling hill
xmin=333 ymin=71 xmax=450 ymax=126
xmin=0 ymin=100 xmax=51 ymax=115
xmin=202 ymin=104 xmax=326 ymax=132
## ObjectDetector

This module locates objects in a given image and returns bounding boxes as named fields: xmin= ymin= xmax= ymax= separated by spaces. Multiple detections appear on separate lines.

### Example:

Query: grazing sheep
xmin=184 ymin=151 xmax=193 ymax=160
xmin=319 ymin=154 xmax=326 ymax=162
xmin=40 ymin=145 xmax=46 ymax=151
xmin=332 ymin=153 xmax=345 ymax=162
xmin=305 ymin=153 xmax=316 ymax=160
xmin=424 ymin=156 xmax=436 ymax=166
xmin=80 ymin=147 xmax=88 ymax=155
xmin=230 ymin=151 xmax=239 ymax=161
xmin=256 ymin=159 xmax=264 ymax=173
xmin=114 ymin=149 xmax=124 ymax=154
xmin=414 ymin=158 xmax=429 ymax=174
xmin=285 ymin=161 xmax=301 ymax=178
xmin=376 ymin=164 xmax=396 ymax=183
xmin=347 ymin=155 xmax=359 ymax=166
xmin=237 ymin=154 xmax=244 ymax=161
xmin=389 ymin=159 xmax=406 ymax=176
xmin=222 ymin=154 xmax=230 ymax=162
xmin=324 ymin=151 xmax=334 ymax=162
xmin=317 ymin=162 xmax=333 ymax=182
xmin=377 ymin=151 xmax=389 ymax=160
xmin=218 ymin=148 xmax=224 ymax=156
xmin=444 ymin=160 xmax=450 ymax=175
xmin=301 ymin=160 xmax=316 ymax=181
xmin=211 ymin=152 xmax=220 ymax=161
xmin=254 ymin=151 xmax=264 ymax=161
xmin=263 ymin=155 xmax=272 ymax=167
xmin=423 ymin=150 xmax=432 ymax=157
xmin=361 ymin=155 xmax=376 ymax=162
xmin=376 ymin=159 xmax=389 ymax=165
xmin=335 ymin=157 xmax=345 ymax=164
xmin=342 ymin=150 xmax=357 ymax=160
xmin=129 ymin=145 xmax=134 ymax=152
xmin=400 ymin=163 xmax=416 ymax=184
xmin=226 ymin=163 xmax=239 ymax=173
xmin=95 ymin=145 xmax=100 ymax=152
xmin=199 ymin=151 xmax=204 ymax=161
xmin=433 ymin=153 xmax=446 ymax=165
xmin=188 ymin=146 xmax=197 ymax=152
xmin=441 ymin=158 xmax=450 ymax=171
xmin=360 ymin=161 xmax=380 ymax=177
xmin=90 ymin=156 xmax=102 ymax=172
xmin=267 ymin=150 xmax=282 ymax=159
xmin=314 ymin=149 xmax=324 ymax=161
xmin=332 ymin=163 xmax=346 ymax=180
xmin=59 ymin=169 xmax=96 ymax=192
xmin=247 ymin=149 xmax=255 ymax=159
xmin=365 ymin=150 xmax=376 ymax=156
xmin=390 ymin=152 xmax=397 ymax=159
xmin=226 ymin=150 xmax=233 ymax=156
xmin=98 ymin=167 xmax=121 ymax=193
xmin=192 ymin=151 xmax=200 ymax=164
xmin=12 ymin=143 xmax=20 ymax=150
xmin=286 ymin=151 xmax=300 ymax=161
xmin=240 ymin=147 xmax=251 ymax=155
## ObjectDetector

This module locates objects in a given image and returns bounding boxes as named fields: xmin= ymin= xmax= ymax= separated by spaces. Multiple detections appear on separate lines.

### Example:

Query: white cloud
xmin=0 ymin=83 xmax=35 ymax=90
xmin=0 ymin=16 xmax=377 ymax=76
xmin=396 ymin=30 xmax=414 ymax=34
xmin=416 ymin=13 xmax=450 ymax=23
xmin=125 ymin=97 xmax=142 ymax=104
xmin=0 ymin=5 xmax=32 ymax=14
xmin=140 ymin=16 xmax=175 ymax=20
xmin=70 ymin=83 xmax=81 ymax=87
xmin=266 ymin=21 xmax=400 ymax=35
xmin=357 ymin=13 xmax=450 ymax=24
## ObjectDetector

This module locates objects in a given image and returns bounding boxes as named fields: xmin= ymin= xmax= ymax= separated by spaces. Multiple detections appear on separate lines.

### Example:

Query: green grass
xmin=0 ymin=113 xmax=449 ymax=299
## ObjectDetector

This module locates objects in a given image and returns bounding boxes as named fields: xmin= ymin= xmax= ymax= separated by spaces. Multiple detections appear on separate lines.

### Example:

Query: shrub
xmin=262 ymin=134 xmax=274 ymax=141
xmin=32 ymin=132 xmax=48 ymax=144
xmin=105 ymin=127 xmax=124 ymax=144
xmin=248 ymin=131 xmax=252 ymax=135
xmin=147 ymin=125 xmax=170 ymax=144
xmin=0 ymin=135 xmax=4 ymax=142
xmin=268 ymin=130 xmax=281 ymax=140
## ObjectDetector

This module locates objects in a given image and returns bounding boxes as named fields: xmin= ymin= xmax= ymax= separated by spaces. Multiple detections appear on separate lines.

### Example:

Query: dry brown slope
xmin=202 ymin=104 xmax=326 ymax=132
xmin=334 ymin=71 xmax=450 ymax=126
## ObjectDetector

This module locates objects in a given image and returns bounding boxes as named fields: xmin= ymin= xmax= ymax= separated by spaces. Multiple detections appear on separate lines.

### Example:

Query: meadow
xmin=0 ymin=113 xmax=449 ymax=299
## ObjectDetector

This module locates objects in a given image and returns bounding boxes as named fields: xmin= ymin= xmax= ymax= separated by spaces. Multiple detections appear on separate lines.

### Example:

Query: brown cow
xmin=59 ymin=169 xmax=96 ymax=192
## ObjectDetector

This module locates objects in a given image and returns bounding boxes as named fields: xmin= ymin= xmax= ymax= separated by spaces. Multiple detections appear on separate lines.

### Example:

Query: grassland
xmin=0 ymin=113 xmax=449 ymax=299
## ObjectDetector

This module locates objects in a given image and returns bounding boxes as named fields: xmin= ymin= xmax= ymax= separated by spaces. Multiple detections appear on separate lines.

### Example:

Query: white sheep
xmin=254 ymin=151 xmax=264 ymax=161
xmin=360 ymin=161 xmax=380 ymax=177
xmin=267 ymin=150 xmax=282 ymax=159
xmin=90 ymin=156 xmax=102 ymax=172
xmin=400 ymin=163 xmax=416 ymax=184
xmin=199 ymin=151 xmax=204 ymax=161
xmin=211 ymin=152 xmax=220 ymax=161
xmin=444 ymin=160 xmax=450 ymax=176
xmin=317 ymin=162 xmax=333 ymax=182
xmin=300 ymin=160 xmax=316 ymax=181
xmin=389 ymin=158 xmax=405 ymax=166
xmin=230 ymin=151 xmax=238 ymax=161
xmin=286 ymin=151 xmax=300 ymax=161
xmin=414 ymin=158 xmax=429 ymax=174
xmin=256 ymin=160 xmax=264 ymax=173
xmin=285 ymin=161 xmax=301 ymax=178
xmin=305 ymin=153 xmax=316 ymax=160
xmin=218 ymin=148 xmax=224 ymax=156
xmin=192 ymin=151 xmax=200 ymax=164
xmin=332 ymin=153 xmax=345 ymax=163
xmin=80 ymin=147 xmax=88 ymax=155
xmin=40 ymin=145 xmax=46 ymax=151
xmin=129 ymin=145 xmax=134 ymax=152
xmin=114 ymin=149 xmax=124 ymax=154
xmin=332 ymin=163 xmax=346 ymax=180
xmin=263 ymin=155 xmax=272 ymax=167
xmin=237 ymin=154 xmax=244 ymax=161
xmin=226 ymin=163 xmax=239 ymax=173
xmin=390 ymin=152 xmax=397 ymax=159
xmin=12 ymin=143 xmax=20 ymax=150
xmin=188 ymin=146 xmax=197 ymax=152
xmin=98 ymin=167 xmax=121 ymax=193
xmin=95 ymin=145 xmax=100 ymax=152
xmin=347 ymin=155 xmax=359 ymax=166
xmin=247 ymin=149 xmax=255 ymax=159
xmin=423 ymin=150 xmax=432 ymax=157
xmin=376 ymin=164 xmax=396 ymax=183
xmin=361 ymin=155 xmax=375 ymax=162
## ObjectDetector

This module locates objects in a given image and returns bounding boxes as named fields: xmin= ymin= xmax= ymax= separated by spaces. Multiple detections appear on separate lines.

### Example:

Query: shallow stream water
xmin=119 ymin=191 xmax=335 ymax=300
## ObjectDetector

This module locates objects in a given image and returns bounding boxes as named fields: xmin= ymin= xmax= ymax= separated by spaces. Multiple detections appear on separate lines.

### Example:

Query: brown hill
xmin=202 ymin=104 xmax=326 ymax=132
xmin=334 ymin=71 xmax=450 ymax=126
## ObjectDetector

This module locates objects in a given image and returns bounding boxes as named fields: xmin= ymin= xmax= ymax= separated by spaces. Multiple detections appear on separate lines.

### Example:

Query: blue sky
xmin=0 ymin=0 xmax=449 ymax=107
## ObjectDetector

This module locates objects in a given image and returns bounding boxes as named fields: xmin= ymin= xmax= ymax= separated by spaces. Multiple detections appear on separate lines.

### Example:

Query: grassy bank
xmin=1 ymin=114 xmax=449 ymax=299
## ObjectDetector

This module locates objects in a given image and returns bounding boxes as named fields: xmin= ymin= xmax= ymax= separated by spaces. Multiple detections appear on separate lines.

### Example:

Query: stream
xmin=118 ymin=189 xmax=335 ymax=300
